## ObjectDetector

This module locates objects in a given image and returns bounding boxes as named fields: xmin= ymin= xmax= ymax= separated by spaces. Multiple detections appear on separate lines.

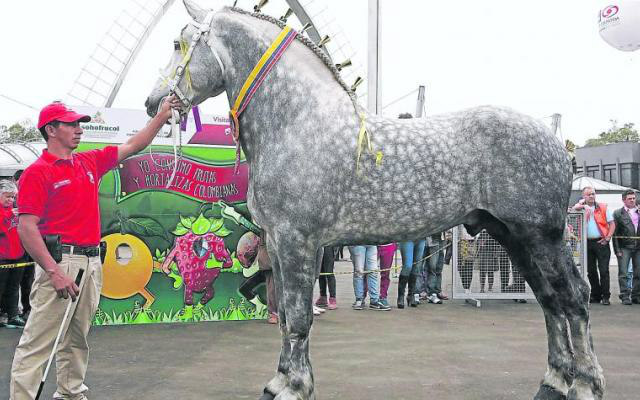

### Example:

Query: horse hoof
xmin=259 ymin=389 xmax=276 ymax=400
xmin=534 ymin=384 xmax=567 ymax=400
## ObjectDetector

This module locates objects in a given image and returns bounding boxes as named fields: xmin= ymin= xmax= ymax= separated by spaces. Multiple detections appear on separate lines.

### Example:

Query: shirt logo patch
xmin=53 ymin=179 xmax=72 ymax=189
xmin=87 ymin=171 xmax=95 ymax=184
xmin=3 ymin=214 xmax=18 ymax=229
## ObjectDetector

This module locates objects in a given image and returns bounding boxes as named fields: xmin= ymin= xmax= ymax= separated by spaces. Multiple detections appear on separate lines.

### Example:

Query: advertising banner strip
xmin=117 ymin=153 xmax=248 ymax=203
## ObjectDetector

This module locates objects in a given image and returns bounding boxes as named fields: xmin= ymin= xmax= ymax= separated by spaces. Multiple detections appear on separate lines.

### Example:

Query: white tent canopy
xmin=571 ymin=175 xmax=633 ymax=211
xmin=572 ymin=175 xmax=631 ymax=192
xmin=0 ymin=142 xmax=46 ymax=178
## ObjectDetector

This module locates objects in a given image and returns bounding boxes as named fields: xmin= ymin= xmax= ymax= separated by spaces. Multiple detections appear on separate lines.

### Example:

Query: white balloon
xmin=599 ymin=1 xmax=640 ymax=52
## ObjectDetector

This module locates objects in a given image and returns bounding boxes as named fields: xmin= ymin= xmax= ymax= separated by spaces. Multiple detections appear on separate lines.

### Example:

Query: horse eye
xmin=174 ymin=41 xmax=181 ymax=51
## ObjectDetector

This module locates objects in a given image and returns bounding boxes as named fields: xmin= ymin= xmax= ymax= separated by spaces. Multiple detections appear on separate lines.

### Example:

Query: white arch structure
xmin=67 ymin=0 xmax=365 ymax=108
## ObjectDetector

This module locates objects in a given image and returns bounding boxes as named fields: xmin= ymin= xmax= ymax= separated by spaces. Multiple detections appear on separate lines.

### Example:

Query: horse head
xmin=146 ymin=0 xmax=227 ymax=116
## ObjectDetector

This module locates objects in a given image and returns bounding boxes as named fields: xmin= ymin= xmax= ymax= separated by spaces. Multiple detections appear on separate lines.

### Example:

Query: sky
xmin=1 ymin=0 xmax=639 ymax=146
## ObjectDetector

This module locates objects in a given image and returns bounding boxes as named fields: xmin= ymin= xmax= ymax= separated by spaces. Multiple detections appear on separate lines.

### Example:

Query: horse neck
xmin=214 ymin=12 xmax=356 ymax=156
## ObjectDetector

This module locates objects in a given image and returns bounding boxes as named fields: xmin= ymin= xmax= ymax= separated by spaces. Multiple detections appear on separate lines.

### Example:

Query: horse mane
xmin=228 ymin=7 xmax=360 ymax=110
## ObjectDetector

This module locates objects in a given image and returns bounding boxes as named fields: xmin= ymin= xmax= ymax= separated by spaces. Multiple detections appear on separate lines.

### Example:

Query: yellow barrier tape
xmin=0 ymin=262 xmax=34 ymax=270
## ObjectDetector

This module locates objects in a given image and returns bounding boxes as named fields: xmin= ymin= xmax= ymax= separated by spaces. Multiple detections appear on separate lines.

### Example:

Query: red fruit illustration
xmin=162 ymin=231 xmax=232 ymax=306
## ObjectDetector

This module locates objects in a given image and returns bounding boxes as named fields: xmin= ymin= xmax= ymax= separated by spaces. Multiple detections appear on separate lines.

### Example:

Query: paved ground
xmin=1 ymin=261 xmax=639 ymax=400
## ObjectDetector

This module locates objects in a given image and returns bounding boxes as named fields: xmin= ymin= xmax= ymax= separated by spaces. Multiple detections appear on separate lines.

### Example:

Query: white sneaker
xmin=428 ymin=293 xmax=442 ymax=304
xmin=414 ymin=294 xmax=421 ymax=304
xmin=313 ymin=305 xmax=325 ymax=315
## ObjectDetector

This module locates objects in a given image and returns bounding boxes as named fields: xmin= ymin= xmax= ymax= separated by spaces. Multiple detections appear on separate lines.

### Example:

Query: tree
xmin=0 ymin=119 xmax=42 ymax=143
xmin=584 ymin=120 xmax=639 ymax=147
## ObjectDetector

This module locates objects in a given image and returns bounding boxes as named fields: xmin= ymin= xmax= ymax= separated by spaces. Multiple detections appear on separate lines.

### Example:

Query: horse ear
xmin=183 ymin=0 xmax=207 ymax=22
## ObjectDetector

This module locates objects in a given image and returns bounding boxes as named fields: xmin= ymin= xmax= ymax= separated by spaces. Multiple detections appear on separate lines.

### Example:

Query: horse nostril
xmin=144 ymin=98 xmax=150 ymax=108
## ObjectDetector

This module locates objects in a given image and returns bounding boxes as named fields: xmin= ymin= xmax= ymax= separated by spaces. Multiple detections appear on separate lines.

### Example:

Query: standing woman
xmin=315 ymin=246 xmax=337 ymax=310
xmin=398 ymin=239 xmax=426 ymax=308
xmin=0 ymin=180 xmax=26 ymax=328
xmin=377 ymin=243 xmax=397 ymax=308
xmin=13 ymin=169 xmax=34 ymax=321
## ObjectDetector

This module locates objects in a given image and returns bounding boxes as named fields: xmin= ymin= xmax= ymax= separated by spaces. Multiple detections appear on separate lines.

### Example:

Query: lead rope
xmin=147 ymin=106 xmax=182 ymax=189
xmin=165 ymin=108 xmax=182 ymax=188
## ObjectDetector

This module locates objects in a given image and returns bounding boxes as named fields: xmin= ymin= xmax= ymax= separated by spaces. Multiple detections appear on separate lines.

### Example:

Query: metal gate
xmin=451 ymin=212 xmax=586 ymax=306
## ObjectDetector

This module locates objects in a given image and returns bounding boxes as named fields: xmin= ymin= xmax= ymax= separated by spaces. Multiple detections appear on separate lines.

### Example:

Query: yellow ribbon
xmin=356 ymin=113 xmax=381 ymax=173
xmin=179 ymin=40 xmax=193 ymax=93
xmin=160 ymin=40 xmax=193 ymax=91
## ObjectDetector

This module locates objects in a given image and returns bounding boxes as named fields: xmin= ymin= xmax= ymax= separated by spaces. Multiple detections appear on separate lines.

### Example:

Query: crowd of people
xmin=0 ymin=176 xmax=31 ymax=329
xmin=570 ymin=186 xmax=640 ymax=306
xmin=308 ymin=228 xmax=529 ymax=315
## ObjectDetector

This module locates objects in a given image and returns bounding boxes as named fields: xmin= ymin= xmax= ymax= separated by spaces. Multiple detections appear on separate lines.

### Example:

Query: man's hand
xmin=48 ymin=268 xmax=80 ymax=301
xmin=617 ymin=251 xmax=623 ymax=257
xmin=117 ymin=95 xmax=182 ymax=162
xmin=158 ymin=95 xmax=181 ymax=120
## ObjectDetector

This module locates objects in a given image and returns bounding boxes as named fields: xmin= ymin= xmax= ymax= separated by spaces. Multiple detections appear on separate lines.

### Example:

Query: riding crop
xmin=35 ymin=269 xmax=85 ymax=400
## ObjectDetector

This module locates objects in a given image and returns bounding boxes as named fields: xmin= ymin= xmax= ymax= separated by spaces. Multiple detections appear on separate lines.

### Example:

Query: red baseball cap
xmin=37 ymin=102 xmax=91 ymax=129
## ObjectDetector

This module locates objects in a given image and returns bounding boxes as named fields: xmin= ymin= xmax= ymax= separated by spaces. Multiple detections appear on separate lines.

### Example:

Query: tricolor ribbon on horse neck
xmin=227 ymin=26 xmax=298 ymax=174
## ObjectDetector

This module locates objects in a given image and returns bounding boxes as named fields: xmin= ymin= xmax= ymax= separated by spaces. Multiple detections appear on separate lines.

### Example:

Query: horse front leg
xmin=261 ymin=255 xmax=290 ymax=400
xmin=261 ymin=241 xmax=316 ymax=400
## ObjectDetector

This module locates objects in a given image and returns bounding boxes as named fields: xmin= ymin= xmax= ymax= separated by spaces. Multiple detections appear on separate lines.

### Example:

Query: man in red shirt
xmin=10 ymin=96 xmax=180 ymax=400
xmin=0 ymin=179 xmax=26 ymax=328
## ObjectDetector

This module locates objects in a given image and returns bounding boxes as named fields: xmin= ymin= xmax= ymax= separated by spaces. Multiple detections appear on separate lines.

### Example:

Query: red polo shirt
xmin=0 ymin=205 xmax=24 ymax=260
xmin=18 ymin=147 xmax=118 ymax=246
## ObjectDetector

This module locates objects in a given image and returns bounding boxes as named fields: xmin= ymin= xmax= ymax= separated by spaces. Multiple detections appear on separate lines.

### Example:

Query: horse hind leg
xmin=526 ymin=241 xmax=604 ymax=400
xmin=474 ymin=213 xmax=592 ymax=399
xmin=561 ymin=246 xmax=605 ymax=400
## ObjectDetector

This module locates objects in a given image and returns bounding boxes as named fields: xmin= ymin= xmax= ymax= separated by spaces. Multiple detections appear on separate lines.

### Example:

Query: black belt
xmin=61 ymin=245 xmax=100 ymax=257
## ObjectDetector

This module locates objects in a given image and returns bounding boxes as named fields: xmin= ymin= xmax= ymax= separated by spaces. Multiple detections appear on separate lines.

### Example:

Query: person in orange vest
xmin=571 ymin=186 xmax=615 ymax=305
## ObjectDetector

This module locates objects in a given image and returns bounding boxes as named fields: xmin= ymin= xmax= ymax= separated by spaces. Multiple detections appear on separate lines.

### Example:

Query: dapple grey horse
xmin=145 ymin=2 xmax=604 ymax=399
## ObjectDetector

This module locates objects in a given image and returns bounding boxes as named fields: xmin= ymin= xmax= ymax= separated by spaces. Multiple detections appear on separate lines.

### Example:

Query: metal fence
xmin=451 ymin=212 xmax=586 ymax=306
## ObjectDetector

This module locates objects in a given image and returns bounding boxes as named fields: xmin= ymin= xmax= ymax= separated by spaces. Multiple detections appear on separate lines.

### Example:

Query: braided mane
xmin=228 ymin=7 xmax=360 ymax=109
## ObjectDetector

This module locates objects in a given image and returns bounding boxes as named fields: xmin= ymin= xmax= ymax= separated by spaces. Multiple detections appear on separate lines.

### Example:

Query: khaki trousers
xmin=10 ymin=254 xmax=102 ymax=400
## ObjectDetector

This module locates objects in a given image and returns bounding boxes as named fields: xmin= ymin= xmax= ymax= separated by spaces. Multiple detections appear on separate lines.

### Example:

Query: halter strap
xmin=208 ymin=40 xmax=226 ymax=76
xmin=166 ymin=11 xmax=222 ymax=110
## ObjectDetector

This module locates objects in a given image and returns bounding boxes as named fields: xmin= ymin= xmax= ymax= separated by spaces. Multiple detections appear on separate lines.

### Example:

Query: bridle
xmin=156 ymin=10 xmax=225 ymax=188
xmin=164 ymin=10 xmax=225 ymax=112
xmin=159 ymin=10 xmax=299 ymax=177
